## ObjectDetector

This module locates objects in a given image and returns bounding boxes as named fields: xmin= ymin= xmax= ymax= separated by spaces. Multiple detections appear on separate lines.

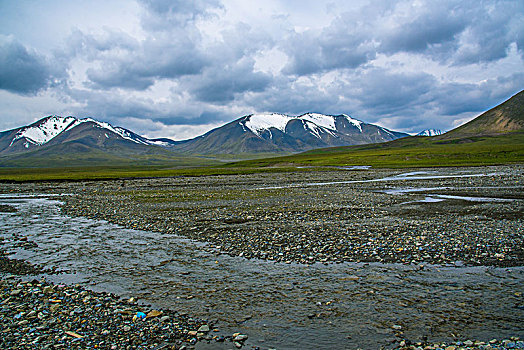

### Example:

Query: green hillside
xmin=228 ymin=132 xmax=524 ymax=169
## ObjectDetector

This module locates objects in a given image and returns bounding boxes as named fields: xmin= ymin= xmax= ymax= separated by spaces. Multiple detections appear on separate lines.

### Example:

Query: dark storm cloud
xmin=243 ymin=76 xmax=341 ymax=116
xmin=85 ymin=42 xmax=208 ymax=90
xmin=345 ymin=69 xmax=437 ymax=117
xmin=138 ymin=0 xmax=223 ymax=29
xmin=1 ymin=0 xmax=522 ymax=137
xmin=68 ymin=28 xmax=209 ymax=91
xmin=186 ymin=59 xmax=273 ymax=103
xmin=434 ymin=73 xmax=524 ymax=116
xmin=452 ymin=1 xmax=524 ymax=64
xmin=283 ymin=17 xmax=376 ymax=76
xmin=0 ymin=38 xmax=63 ymax=94
xmin=65 ymin=83 xmax=228 ymax=127
xmin=380 ymin=4 xmax=467 ymax=54
xmin=66 ymin=29 xmax=139 ymax=59
xmin=284 ymin=0 xmax=523 ymax=76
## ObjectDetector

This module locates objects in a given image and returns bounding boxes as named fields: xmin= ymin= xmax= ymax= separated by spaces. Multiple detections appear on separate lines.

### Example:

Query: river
xmin=1 ymin=196 xmax=523 ymax=349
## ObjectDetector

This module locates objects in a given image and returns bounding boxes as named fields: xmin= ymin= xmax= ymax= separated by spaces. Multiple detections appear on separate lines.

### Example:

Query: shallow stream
xmin=1 ymin=196 xmax=523 ymax=349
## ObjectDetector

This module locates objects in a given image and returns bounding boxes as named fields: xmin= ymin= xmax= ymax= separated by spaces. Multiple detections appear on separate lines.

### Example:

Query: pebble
xmin=56 ymin=166 xmax=524 ymax=267
xmin=394 ymin=337 xmax=523 ymax=350
xmin=2 ymin=165 xmax=522 ymax=349
xmin=0 ymin=277 xmax=248 ymax=349
xmin=198 ymin=324 xmax=210 ymax=332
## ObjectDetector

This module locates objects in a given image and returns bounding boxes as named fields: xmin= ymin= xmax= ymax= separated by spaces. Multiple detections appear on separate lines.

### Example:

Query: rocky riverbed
xmin=0 ymin=274 xmax=249 ymax=349
xmin=0 ymin=165 xmax=523 ymax=349
xmin=16 ymin=165 xmax=520 ymax=267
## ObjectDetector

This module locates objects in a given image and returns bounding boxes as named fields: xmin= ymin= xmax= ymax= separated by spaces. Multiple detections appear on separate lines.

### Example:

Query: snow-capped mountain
xmin=0 ymin=113 xmax=409 ymax=162
xmin=417 ymin=129 xmax=443 ymax=136
xmin=0 ymin=115 xmax=177 ymax=160
xmin=170 ymin=113 xmax=409 ymax=154
xmin=1 ymin=115 xmax=159 ymax=153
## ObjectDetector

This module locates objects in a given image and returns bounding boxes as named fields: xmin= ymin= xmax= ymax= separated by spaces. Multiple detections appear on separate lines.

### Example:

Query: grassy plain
xmin=230 ymin=133 xmax=524 ymax=168
xmin=1 ymin=133 xmax=522 ymax=182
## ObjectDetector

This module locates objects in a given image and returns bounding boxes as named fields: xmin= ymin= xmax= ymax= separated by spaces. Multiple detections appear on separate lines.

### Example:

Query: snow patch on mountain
xmin=417 ymin=129 xmax=443 ymax=136
xmin=10 ymin=116 xmax=76 ymax=146
xmin=242 ymin=113 xmax=364 ymax=138
xmin=8 ymin=115 xmax=157 ymax=150
xmin=341 ymin=114 xmax=363 ymax=132
xmin=300 ymin=113 xmax=336 ymax=130
xmin=303 ymin=120 xmax=337 ymax=138
xmin=243 ymin=113 xmax=290 ymax=136
xmin=147 ymin=139 xmax=172 ymax=147
xmin=63 ymin=118 xmax=149 ymax=145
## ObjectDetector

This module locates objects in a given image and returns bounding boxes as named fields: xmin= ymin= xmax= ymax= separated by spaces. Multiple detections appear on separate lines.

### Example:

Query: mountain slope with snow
xmin=0 ymin=115 xmax=163 ymax=156
xmin=8 ymin=116 xmax=76 ymax=148
xmin=0 ymin=113 xmax=409 ymax=164
xmin=170 ymin=113 xmax=409 ymax=154
xmin=417 ymin=129 xmax=443 ymax=136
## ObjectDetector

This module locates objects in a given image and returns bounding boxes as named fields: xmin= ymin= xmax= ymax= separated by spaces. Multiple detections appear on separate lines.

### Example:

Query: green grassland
xmin=229 ymin=132 xmax=524 ymax=169
xmin=0 ymin=164 xmax=313 ymax=182
xmin=0 ymin=133 xmax=522 ymax=182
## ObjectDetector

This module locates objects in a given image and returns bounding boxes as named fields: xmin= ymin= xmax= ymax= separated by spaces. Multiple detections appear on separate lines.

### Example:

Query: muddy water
xmin=1 ymin=197 xmax=523 ymax=349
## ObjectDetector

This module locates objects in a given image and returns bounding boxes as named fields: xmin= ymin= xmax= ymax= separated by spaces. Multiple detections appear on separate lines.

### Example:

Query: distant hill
xmin=4 ymin=88 xmax=521 ymax=169
xmin=0 ymin=113 xmax=409 ymax=167
xmin=0 ymin=116 xmax=215 ymax=167
xmin=229 ymin=90 xmax=524 ymax=168
xmin=417 ymin=129 xmax=443 ymax=136
xmin=169 ymin=113 xmax=408 ymax=155
xmin=437 ymin=90 xmax=524 ymax=139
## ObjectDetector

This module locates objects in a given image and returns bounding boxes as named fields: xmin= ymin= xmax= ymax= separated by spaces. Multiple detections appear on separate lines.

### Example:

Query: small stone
xmin=445 ymin=346 xmax=456 ymax=350
xmin=234 ymin=334 xmax=248 ymax=342
xmin=160 ymin=316 xmax=170 ymax=322
xmin=392 ymin=325 xmax=402 ymax=330
xmin=65 ymin=331 xmax=83 ymax=338
xmin=464 ymin=340 xmax=473 ymax=346
xmin=146 ymin=310 xmax=163 ymax=318
xmin=197 ymin=325 xmax=210 ymax=333
xmin=123 ymin=326 xmax=131 ymax=332
xmin=234 ymin=341 xmax=242 ymax=349
xmin=49 ymin=304 xmax=60 ymax=313
xmin=10 ymin=289 xmax=22 ymax=296
xmin=43 ymin=286 xmax=54 ymax=294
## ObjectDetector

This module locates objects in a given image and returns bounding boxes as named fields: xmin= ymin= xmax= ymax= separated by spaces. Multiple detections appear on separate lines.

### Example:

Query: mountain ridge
xmin=166 ymin=113 xmax=409 ymax=154
xmin=417 ymin=129 xmax=443 ymax=136
xmin=0 ymin=113 xmax=411 ymax=159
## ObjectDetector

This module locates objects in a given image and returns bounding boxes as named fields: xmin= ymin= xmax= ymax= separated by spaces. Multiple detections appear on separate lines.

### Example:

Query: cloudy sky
xmin=0 ymin=0 xmax=523 ymax=140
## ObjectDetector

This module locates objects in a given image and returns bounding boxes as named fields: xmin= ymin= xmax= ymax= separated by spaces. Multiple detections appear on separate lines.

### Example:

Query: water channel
xmin=1 ymin=196 xmax=523 ymax=349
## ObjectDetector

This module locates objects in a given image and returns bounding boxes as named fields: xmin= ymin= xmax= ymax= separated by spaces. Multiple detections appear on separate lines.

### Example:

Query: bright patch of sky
xmin=0 ymin=0 xmax=522 ymax=140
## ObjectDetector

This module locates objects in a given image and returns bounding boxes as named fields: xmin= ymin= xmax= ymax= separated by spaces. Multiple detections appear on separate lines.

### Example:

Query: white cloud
xmin=0 ymin=0 xmax=523 ymax=138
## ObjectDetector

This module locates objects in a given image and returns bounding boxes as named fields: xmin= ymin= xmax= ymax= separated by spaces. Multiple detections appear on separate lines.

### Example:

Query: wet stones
xmin=59 ymin=167 xmax=523 ymax=268
xmin=0 ymin=252 xmax=54 ymax=275
xmin=393 ymin=337 xmax=523 ymax=350
xmin=0 ymin=204 xmax=16 ymax=213
xmin=0 ymin=277 xmax=249 ymax=350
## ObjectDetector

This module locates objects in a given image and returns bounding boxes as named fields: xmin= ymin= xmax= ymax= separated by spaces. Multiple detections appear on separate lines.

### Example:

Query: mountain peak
xmin=417 ymin=129 xmax=443 ymax=136
xmin=241 ymin=113 xmax=290 ymax=136
xmin=10 ymin=115 xmax=77 ymax=147
xmin=240 ymin=113 xmax=365 ymax=138
xmin=1 ymin=115 xmax=159 ymax=155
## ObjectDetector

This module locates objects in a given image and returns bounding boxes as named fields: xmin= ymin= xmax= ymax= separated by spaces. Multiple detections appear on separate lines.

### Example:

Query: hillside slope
xmin=437 ymin=90 xmax=524 ymax=139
